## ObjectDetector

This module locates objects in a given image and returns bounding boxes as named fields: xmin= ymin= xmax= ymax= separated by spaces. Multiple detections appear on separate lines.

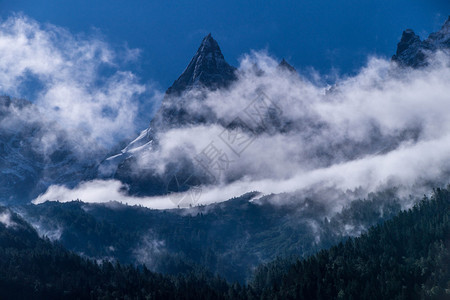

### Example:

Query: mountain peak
xmin=201 ymin=33 xmax=214 ymax=45
xmin=392 ymin=17 xmax=450 ymax=68
xmin=396 ymin=29 xmax=421 ymax=53
xmin=392 ymin=28 xmax=425 ymax=67
xmin=278 ymin=58 xmax=296 ymax=72
xmin=166 ymin=34 xmax=236 ymax=95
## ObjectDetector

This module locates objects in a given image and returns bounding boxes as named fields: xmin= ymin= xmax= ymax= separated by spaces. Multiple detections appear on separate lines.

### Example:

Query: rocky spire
xmin=396 ymin=30 xmax=421 ymax=55
xmin=166 ymin=33 xmax=237 ymax=95
xmin=391 ymin=29 xmax=425 ymax=67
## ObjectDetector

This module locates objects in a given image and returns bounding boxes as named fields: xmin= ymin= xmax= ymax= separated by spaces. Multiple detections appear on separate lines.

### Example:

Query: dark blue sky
xmin=0 ymin=1 xmax=449 ymax=89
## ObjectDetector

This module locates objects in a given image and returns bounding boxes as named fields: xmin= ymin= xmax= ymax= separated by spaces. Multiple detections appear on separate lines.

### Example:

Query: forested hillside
xmin=0 ymin=206 xmax=231 ymax=299
xmin=1 ymin=186 xmax=448 ymax=299
xmin=18 ymin=189 xmax=402 ymax=282
xmin=250 ymin=188 xmax=450 ymax=299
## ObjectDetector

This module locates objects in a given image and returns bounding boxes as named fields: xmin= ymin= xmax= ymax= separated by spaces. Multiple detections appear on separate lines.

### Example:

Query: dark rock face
xmin=392 ymin=16 xmax=450 ymax=67
xmin=166 ymin=34 xmax=237 ymax=96
xmin=392 ymin=30 xmax=426 ymax=67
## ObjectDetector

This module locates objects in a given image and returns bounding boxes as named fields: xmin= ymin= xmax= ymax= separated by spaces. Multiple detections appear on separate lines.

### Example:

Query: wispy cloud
xmin=0 ymin=211 xmax=18 ymax=228
xmin=0 ymin=14 xmax=162 ymax=153
xmin=33 ymin=180 xmax=175 ymax=209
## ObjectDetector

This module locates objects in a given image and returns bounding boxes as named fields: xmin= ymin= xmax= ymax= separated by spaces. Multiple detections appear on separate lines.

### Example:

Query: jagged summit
xmin=392 ymin=16 xmax=450 ymax=67
xmin=278 ymin=58 xmax=296 ymax=72
xmin=397 ymin=29 xmax=420 ymax=51
xmin=392 ymin=29 xmax=424 ymax=67
xmin=166 ymin=33 xmax=237 ymax=95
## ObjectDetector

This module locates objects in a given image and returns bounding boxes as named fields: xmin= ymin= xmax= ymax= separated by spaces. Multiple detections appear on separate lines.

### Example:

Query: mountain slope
xmin=19 ymin=189 xmax=403 ymax=283
xmin=0 ymin=206 xmax=232 ymax=299
xmin=3 ymin=186 xmax=449 ymax=299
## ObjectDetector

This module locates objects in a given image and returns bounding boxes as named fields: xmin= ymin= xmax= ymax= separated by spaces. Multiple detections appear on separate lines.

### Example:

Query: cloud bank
xmin=33 ymin=180 xmax=173 ymax=209
xmin=34 ymin=46 xmax=450 ymax=209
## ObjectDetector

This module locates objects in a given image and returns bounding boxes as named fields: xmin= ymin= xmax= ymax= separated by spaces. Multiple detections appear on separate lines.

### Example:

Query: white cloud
xmin=133 ymin=232 xmax=165 ymax=269
xmin=0 ymin=211 xmax=17 ymax=228
xmin=33 ymin=180 xmax=176 ymax=209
